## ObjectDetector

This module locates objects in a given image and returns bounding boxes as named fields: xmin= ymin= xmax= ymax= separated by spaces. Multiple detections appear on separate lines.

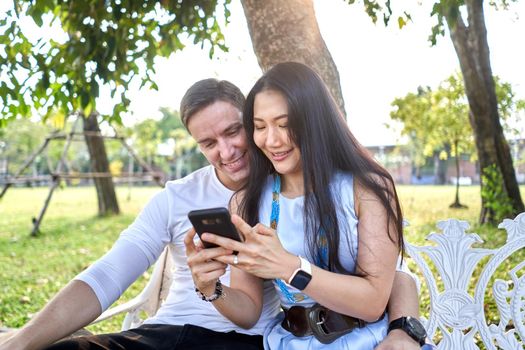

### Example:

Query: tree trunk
xmin=241 ymin=0 xmax=347 ymax=117
xmin=436 ymin=157 xmax=447 ymax=185
xmin=450 ymin=140 xmax=467 ymax=208
xmin=434 ymin=145 xmax=448 ymax=185
xmin=82 ymin=112 xmax=120 ymax=215
xmin=446 ymin=0 xmax=523 ymax=222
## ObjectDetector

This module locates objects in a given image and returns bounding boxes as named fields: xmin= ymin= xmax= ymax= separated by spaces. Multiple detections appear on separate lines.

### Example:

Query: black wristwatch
xmin=388 ymin=316 xmax=427 ymax=346
xmin=288 ymin=256 xmax=312 ymax=290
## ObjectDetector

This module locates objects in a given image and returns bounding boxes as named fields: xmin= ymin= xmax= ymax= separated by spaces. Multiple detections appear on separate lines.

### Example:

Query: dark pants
xmin=45 ymin=324 xmax=263 ymax=350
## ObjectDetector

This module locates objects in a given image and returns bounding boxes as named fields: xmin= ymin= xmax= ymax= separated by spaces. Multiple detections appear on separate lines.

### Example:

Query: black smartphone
xmin=188 ymin=207 xmax=243 ymax=248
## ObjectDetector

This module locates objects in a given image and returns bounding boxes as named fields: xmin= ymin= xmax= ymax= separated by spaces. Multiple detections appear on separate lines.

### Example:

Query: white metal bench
xmin=406 ymin=212 xmax=525 ymax=349
xmin=93 ymin=213 xmax=525 ymax=348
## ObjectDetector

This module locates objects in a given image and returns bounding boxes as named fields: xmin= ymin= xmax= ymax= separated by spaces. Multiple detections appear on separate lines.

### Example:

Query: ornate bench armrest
xmin=405 ymin=212 xmax=525 ymax=349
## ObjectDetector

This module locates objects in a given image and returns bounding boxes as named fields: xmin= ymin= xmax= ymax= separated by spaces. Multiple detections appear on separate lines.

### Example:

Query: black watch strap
xmin=388 ymin=316 xmax=426 ymax=346
xmin=387 ymin=317 xmax=406 ymax=331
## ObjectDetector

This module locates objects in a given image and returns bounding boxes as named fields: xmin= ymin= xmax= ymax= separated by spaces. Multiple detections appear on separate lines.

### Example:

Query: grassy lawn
xmin=0 ymin=184 xmax=524 ymax=336
xmin=0 ymin=185 xmax=159 ymax=333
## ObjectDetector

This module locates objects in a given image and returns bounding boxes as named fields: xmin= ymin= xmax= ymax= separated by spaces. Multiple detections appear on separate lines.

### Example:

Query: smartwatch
xmin=288 ymin=256 xmax=312 ymax=290
xmin=387 ymin=316 xmax=427 ymax=346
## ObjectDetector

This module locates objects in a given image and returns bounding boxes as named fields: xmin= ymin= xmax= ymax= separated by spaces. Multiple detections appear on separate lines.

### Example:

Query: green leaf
xmin=32 ymin=8 xmax=44 ymax=27
xmin=0 ymin=0 xmax=228 ymax=127
xmin=49 ymin=109 xmax=66 ymax=129
xmin=42 ymin=70 xmax=50 ymax=89
xmin=398 ymin=16 xmax=406 ymax=29
xmin=90 ymin=79 xmax=99 ymax=98
xmin=84 ymin=102 xmax=93 ymax=117
xmin=80 ymin=90 xmax=90 ymax=109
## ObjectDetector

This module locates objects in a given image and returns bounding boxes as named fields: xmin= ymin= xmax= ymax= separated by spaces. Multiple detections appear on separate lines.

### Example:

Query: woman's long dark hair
xmin=239 ymin=62 xmax=404 ymax=274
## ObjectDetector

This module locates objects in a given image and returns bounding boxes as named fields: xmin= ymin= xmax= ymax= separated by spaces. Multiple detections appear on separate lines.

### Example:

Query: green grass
xmin=0 ymin=184 xmax=524 ymax=337
xmin=0 ymin=185 xmax=159 ymax=333
xmin=400 ymin=185 xmax=485 ymax=242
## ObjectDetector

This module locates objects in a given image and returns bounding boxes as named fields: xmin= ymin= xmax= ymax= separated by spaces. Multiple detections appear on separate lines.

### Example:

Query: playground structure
xmin=0 ymin=116 xmax=164 ymax=235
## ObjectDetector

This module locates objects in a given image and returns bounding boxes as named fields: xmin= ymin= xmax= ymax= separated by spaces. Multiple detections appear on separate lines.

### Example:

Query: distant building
xmin=510 ymin=138 xmax=525 ymax=183
xmin=366 ymin=145 xmax=412 ymax=185
xmin=366 ymin=139 xmax=525 ymax=185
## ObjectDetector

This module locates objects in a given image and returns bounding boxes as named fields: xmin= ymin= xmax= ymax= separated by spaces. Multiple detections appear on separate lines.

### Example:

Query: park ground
xmin=1 ymin=184 xmax=524 ymax=334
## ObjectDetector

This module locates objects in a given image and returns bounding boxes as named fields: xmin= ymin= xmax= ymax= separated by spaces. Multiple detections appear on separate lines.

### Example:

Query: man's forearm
xmin=388 ymin=271 xmax=419 ymax=320
xmin=374 ymin=271 xmax=421 ymax=349
xmin=0 ymin=280 xmax=102 ymax=350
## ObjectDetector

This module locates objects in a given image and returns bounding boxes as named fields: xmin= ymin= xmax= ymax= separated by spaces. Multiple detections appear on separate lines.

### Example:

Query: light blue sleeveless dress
xmin=258 ymin=173 xmax=388 ymax=350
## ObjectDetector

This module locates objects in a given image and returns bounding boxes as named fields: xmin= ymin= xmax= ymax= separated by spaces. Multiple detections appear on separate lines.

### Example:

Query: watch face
xmin=406 ymin=317 xmax=427 ymax=342
xmin=290 ymin=270 xmax=312 ymax=290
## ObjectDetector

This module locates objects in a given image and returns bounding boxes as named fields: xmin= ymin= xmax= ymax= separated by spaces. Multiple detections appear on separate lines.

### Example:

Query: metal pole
xmin=31 ymin=117 xmax=79 ymax=235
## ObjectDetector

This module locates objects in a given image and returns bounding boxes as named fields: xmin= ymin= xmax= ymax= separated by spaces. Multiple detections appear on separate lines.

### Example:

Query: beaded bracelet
xmin=195 ymin=279 xmax=224 ymax=302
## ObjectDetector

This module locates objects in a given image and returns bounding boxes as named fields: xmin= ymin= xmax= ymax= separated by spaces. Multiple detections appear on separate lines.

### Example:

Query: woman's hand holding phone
xmin=202 ymin=214 xmax=299 ymax=282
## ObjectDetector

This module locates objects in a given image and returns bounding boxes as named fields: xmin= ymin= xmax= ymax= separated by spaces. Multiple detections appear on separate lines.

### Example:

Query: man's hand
xmin=375 ymin=329 xmax=420 ymax=350
xmin=184 ymin=228 xmax=232 ymax=296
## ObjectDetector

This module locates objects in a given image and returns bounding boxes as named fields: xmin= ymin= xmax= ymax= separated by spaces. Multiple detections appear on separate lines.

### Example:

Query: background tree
xmin=0 ymin=119 xmax=51 ymax=180
xmin=128 ymin=119 xmax=163 ymax=169
xmin=389 ymin=86 xmax=434 ymax=180
xmin=437 ymin=0 xmax=524 ymax=223
xmin=114 ymin=108 xmax=204 ymax=180
xmin=241 ymin=0 xmax=347 ymax=116
xmin=356 ymin=0 xmax=524 ymax=223
xmin=0 ymin=0 xmax=230 ymax=216
xmin=156 ymin=107 xmax=205 ymax=178
xmin=431 ymin=74 xmax=473 ymax=208
xmin=391 ymin=73 xmax=524 ymax=212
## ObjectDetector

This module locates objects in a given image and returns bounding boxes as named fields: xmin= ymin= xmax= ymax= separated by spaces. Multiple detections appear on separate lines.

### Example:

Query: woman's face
xmin=252 ymin=89 xmax=302 ymax=178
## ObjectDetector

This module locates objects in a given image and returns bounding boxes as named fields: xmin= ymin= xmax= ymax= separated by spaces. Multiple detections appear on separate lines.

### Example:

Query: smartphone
xmin=188 ymin=207 xmax=243 ymax=248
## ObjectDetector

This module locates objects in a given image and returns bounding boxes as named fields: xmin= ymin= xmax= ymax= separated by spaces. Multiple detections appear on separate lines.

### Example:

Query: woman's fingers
xmin=185 ymin=227 xmax=233 ymax=258
xmin=201 ymin=232 xmax=246 ymax=252
xmin=231 ymin=214 xmax=259 ymax=240
xmin=214 ymin=254 xmax=240 ymax=266
xmin=199 ymin=218 xmax=287 ymax=280
xmin=187 ymin=247 xmax=233 ymax=267
xmin=253 ymin=223 xmax=276 ymax=236
xmin=198 ymin=215 xmax=255 ymax=251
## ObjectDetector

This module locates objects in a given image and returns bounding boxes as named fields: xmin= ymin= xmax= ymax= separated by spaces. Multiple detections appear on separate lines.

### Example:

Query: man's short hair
xmin=180 ymin=79 xmax=245 ymax=129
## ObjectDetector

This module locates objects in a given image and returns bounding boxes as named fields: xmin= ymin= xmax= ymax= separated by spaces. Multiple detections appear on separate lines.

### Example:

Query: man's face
xmin=187 ymin=100 xmax=249 ymax=190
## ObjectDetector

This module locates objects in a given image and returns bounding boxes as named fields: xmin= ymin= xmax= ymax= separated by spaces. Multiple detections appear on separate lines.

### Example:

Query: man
xmin=0 ymin=79 xmax=425 ymax=350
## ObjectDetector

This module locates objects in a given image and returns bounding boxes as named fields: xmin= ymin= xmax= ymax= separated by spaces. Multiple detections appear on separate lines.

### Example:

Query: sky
xmin=3 ymin=1 xmax=525 ymax=146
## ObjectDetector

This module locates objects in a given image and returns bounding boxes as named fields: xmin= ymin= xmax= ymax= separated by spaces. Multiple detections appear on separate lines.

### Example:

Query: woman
xmin=195 ymin=62 xmax=404 ymax=349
